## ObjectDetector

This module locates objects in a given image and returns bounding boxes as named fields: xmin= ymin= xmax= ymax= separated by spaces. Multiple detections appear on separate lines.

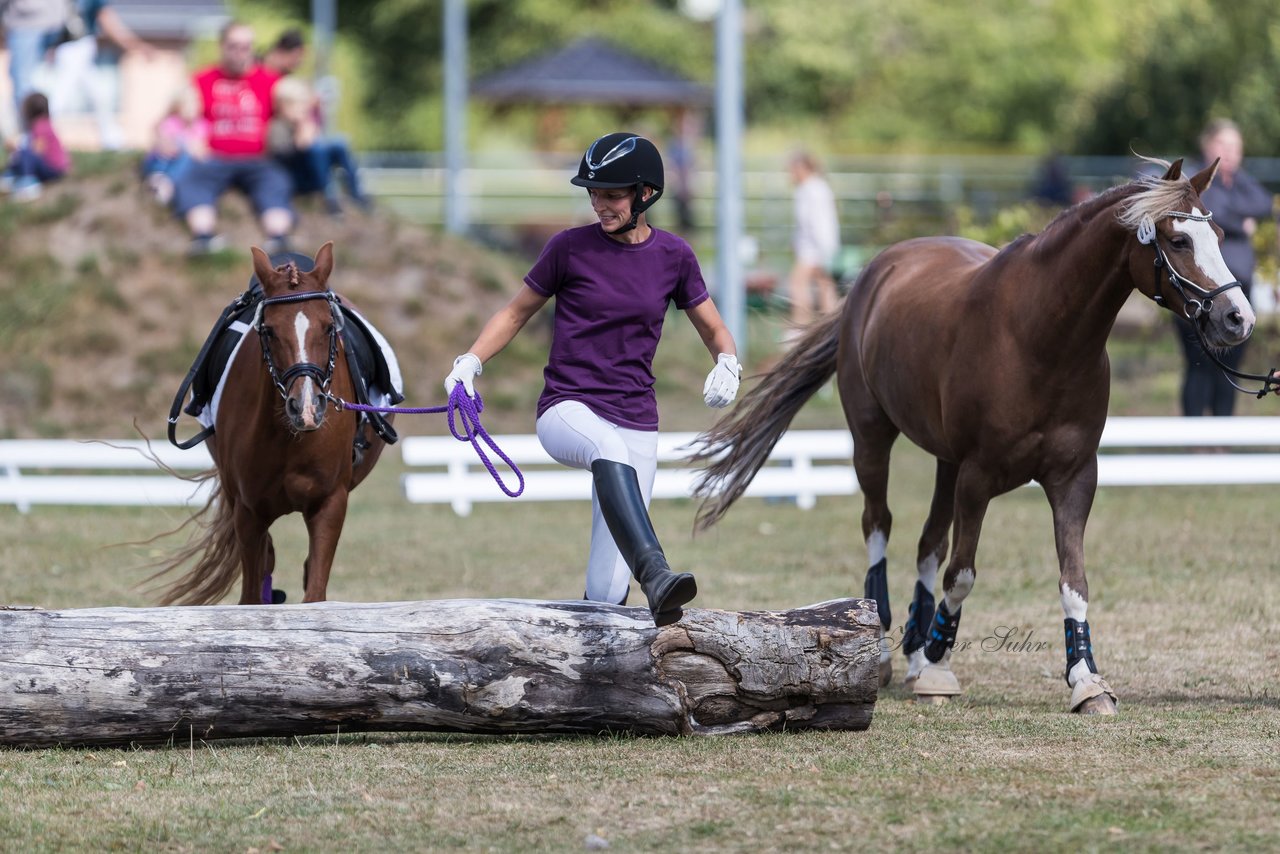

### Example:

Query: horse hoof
xmin=1069 ymin=673 xmax=1118 ymax=714
xmin=1075 ymin=694 xmax=1118 ymax=715
xmin=915 ymin=694 xmax=951 ymax=706
xmin=912 ymin=663 xmax=962 ymax=700
xmin=879 ymin=659 xmax=893 ymax=687
xmin=271 ymin=589 xmax=287 ymax=605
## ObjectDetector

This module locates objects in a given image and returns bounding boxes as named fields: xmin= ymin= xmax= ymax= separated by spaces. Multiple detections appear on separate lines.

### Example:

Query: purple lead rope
xmin=336 ymin=385 xmax=525 ymax=498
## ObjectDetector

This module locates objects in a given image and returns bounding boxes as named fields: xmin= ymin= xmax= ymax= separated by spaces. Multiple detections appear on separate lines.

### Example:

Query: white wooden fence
xmin=400 ymin=430 xmax=857 ymax=517
xmin=0 ymin=441 xmax=213 ymax=513
xmin=3 ymin=418 xmax=1279 ymax=514
xmin=1092 ymin=417 xmax=1280 ymax=486
xmin=400 ymin=417 xmax=1280 ymax=516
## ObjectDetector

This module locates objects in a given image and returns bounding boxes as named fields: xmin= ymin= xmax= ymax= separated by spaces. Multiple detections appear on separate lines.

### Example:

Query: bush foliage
xmin=259 ymin=0 xmax=1280 ymax=156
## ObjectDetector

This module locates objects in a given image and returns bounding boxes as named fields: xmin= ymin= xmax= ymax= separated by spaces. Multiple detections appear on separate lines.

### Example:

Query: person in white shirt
xmin=787 ymin=150 xmax=841 ymax=333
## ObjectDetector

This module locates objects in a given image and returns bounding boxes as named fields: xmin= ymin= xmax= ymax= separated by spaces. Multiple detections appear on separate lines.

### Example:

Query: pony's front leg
xmin=233 ymin=504 xmax=272 ymax=605
xmin=913 ymin=464 xmax=991 ymax=703
xmin=301 ymin=489 xmax=349 ymax=603
xmin=1042 ymin=459 xmax=1118 ymax=715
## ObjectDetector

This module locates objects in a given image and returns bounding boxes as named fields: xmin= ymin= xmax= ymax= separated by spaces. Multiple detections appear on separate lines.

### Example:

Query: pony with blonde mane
xmin=690 ymin=160 xmax=1253 ymax=714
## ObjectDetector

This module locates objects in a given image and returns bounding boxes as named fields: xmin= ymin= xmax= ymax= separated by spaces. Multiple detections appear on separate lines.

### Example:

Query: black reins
xmin=1141 ymin=212 xmax=1279 ymax=398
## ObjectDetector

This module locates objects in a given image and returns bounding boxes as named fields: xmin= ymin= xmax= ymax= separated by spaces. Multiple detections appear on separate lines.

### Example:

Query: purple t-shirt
xmin=524 ymin=224 xmax=709 ymax=430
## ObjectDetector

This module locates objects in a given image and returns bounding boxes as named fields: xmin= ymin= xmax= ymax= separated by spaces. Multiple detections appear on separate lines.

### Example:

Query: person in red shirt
xmin=1 ymin=92 xmax=69 ymax=202
xmin=173 ymin=21 xmax=293 ymax=256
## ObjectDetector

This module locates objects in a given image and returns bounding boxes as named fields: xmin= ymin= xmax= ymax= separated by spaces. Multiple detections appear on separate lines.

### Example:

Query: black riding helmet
xmin=570 ymin=132 xmax=664 ymax=233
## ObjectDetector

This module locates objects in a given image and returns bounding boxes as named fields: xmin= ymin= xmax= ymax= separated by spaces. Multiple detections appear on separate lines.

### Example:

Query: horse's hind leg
xmin=852 ymin=422 xmax=900 ymax=686
xmin=903 ymin=458 xmax=957 ymax=686
xmin=1042 ymin=459 xmax=1118 ymax=714
xmin=301 ymin=489 xmax=350 ymax=603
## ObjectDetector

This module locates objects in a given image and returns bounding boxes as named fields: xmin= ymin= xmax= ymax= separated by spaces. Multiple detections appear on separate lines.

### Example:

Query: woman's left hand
xmin=703 ymin=353 xmax=741 ymax=408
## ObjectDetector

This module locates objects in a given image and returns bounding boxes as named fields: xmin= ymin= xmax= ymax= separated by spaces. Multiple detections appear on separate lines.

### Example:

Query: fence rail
xmin=3 ymin=418 xmax=1278 ymax=514
xmin=400 ymin=430 xmax=856 ymax=517
xmin=0 ymin=441 xmax=212 ymax=513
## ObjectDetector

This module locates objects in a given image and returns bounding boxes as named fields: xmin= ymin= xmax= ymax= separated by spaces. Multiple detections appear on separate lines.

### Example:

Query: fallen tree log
xmin=0 ymin=598 xmax=879 ymax=747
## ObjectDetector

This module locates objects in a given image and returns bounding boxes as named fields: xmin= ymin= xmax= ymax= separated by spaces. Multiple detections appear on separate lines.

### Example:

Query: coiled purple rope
xmin=335 ymin=385 xmax=524 ymax=497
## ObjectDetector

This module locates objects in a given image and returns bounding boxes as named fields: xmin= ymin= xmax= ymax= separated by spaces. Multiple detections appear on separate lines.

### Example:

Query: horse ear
xmin=1161 ymin=158 xmax=1184 ymax=182
xmin=307 ymin=241 xmax=335 ymax=288
xmin=1189 ymin=157 xmax=1220 ymax=195
xmin=250 ymin=246 xmax=276 ymax=289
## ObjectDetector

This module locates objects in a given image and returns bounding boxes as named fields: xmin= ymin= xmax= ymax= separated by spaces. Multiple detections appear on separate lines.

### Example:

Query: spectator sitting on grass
xmin=1 ymin=92 xmax=69 ymax=202
xmin=140 ymin=87 xmax=208 ymax=207
xmin=171 ymin=20 xmax=293 ymax=257
xmin=267 ymin=75 xmax=370 ymax=216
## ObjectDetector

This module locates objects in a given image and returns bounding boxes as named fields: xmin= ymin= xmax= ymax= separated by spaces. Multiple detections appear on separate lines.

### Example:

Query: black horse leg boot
xmin=591 ymin=459 xmax=697 ymax=626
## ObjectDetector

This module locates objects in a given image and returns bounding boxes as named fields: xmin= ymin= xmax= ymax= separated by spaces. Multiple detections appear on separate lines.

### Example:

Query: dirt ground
xmin=0 ymin=165 xmax=537 ymax=440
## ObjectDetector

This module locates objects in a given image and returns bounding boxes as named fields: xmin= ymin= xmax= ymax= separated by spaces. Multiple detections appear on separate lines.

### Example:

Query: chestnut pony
xmin=151 ymin=242 xmax=391 ymax=605
xmin=691 ymin=160 xmax=1254 ymax=714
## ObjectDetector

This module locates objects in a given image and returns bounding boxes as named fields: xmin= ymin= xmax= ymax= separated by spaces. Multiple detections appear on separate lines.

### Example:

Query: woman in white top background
xmin=786 ymin=150 xmax=841 ymax=334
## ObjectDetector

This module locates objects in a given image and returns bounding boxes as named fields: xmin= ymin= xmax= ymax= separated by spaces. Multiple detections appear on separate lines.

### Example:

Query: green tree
xmin=1071 ymin=0 xmax=1280 ymax=156
xmin=257 ymin=0 xmax=1280 ymax=156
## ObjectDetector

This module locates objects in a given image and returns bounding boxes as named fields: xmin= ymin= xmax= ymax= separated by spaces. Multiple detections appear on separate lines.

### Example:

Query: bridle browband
xmin=254 ymin=290 xmax=342 ymax=404
xmin=1138 ymin=210 xmax=1278 ymax=397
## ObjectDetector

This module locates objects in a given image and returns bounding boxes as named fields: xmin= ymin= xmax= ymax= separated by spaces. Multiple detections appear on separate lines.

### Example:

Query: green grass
xmin=2 ymin=301 xmax=1280 ymax=851
xmin=3 ymin=437 xmax=1279 ymax=851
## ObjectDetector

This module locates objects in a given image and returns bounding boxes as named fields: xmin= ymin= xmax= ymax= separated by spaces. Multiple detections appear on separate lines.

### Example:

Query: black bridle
xmin=255 ymin=290 xmax=342 ymax=404
xmin=1141 ymin=211 xmax=1278 ymax=398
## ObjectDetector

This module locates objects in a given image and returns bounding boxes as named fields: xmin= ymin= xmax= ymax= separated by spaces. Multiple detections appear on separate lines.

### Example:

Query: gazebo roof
xmin=472 ymin=37 xmax=711 ymax=107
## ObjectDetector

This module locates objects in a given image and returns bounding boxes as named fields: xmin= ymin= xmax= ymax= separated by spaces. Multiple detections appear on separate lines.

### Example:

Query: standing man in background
xmin=49 ymin=0 xmax=154 ymax=150
xmin=0 ymin=0 xmax=62 ymax=140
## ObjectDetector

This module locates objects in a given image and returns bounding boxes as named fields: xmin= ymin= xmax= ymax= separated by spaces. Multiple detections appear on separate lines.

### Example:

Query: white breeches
xmin=535 ymin=400 xmax=659 ymax=605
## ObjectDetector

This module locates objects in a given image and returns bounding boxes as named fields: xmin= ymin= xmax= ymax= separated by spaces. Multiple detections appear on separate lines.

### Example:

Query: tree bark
xmin=0 ymin=598 xmax=879 ymax=747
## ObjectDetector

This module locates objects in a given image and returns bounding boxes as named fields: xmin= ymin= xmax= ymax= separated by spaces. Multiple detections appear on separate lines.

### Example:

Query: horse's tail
xmin=142 ymin=474 xmax=242 ymax=606
xmin=688 ymin=309 xmax=844 ymax=531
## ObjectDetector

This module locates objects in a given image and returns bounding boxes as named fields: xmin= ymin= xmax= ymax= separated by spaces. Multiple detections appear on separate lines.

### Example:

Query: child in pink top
xmin=2 ymin=93 xmax=69 ymax=200
xmin=141 ymin=87 xmax=209 ymax=206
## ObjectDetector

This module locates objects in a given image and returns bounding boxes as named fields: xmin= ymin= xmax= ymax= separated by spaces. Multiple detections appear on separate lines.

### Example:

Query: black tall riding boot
xmin=591 ymin=459 xmax=697 ymax=626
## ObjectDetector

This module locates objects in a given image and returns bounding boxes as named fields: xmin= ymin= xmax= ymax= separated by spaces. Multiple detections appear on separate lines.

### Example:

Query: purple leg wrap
xmin=261 ymin=573 xmax=273 ymax=605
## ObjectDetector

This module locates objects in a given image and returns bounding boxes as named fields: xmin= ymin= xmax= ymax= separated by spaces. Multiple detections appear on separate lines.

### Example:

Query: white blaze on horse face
xmin=294 ymin=311 xmax=310 ymax=364
xmin=1173 ymin=210 xmax=1256 ymax=323
xmin=1060 ymin=582 xmax=1088 ymax=622
xmin=293 ymin=311 xmax=318 ymax=424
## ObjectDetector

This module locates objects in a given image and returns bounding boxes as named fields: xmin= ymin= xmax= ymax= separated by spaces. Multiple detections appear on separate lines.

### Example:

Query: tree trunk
xmin=0 ymin=598 xmax=879 ymax=747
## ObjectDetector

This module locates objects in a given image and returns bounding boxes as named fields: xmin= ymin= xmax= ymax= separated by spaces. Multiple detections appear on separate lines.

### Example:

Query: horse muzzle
xmin=285 ymin=377 xmax=328 ymax=431
xmin=1201 ymin=294 xmax=1255 ymax=348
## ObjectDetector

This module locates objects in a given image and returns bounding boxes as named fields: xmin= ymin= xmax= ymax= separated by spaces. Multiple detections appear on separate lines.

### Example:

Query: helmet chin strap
xmin=613 ymin=184 xmax=663 ymax=235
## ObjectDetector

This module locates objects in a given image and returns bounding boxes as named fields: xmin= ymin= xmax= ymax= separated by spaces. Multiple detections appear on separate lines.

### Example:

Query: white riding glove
xmin=444 ymin=352 xmax=482 ymax=399
xmin=703 ymin=353 xmax=741 ymax=408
